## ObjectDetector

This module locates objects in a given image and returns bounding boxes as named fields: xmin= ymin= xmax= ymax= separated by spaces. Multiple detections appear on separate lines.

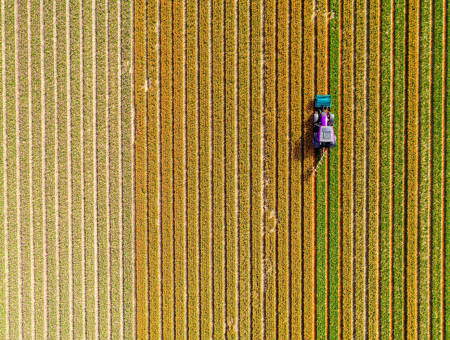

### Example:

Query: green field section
xmin=135 ymin=0 xmax=449 ymax=339
xmin=0 ymin=1 xmax=135 ymax=338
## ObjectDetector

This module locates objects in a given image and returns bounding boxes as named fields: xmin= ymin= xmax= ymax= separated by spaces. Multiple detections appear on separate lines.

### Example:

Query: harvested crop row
xmin=198 ymin=0 xmax=212 ymax=337
xmin=134 ymin=0 xmax=148 ymax=338
xmin=185 ymin=0 xmax=199 ymax=338
xmin=249 ymin=0 xmax=264 ymax=337
xmin=263 ymin=0 xmax=277 ymax=337
xmin=172 ymin=1 xmax=186 ymax=338
xmin=340 ymin=0 xmax=354 ymax=337
xmin=237 ymin=0 xmax=251 ymax=337
xmin=224 ymin=0 xmax=237 ymax=337
xmin=276 ymin=0 xmax=290 ymax=338
xmin=302 ymin=0 xmax=316 ymax=338
xmin=366 ymin=0 xmax=381 ymax=337
xmin=211 ymin=1 xmax=225 ymax=337
xmin=290 ymin=1 xmax=303 ymax=338
xmin=379 ymin=0 xmax=393 ymax=337
xmin=353 ymin=0 xmax=367 ymax=337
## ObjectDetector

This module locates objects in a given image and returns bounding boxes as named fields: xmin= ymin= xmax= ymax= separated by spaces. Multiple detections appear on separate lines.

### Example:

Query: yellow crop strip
xmin=237 ymin=0 xmax=251 ymax=337
xmin=367 ymin=0 xmax=381 ymax=337
xmin=263 ymin=0 xmax=276 ymax=337
xmin=146 ymin=0 xmax=160 ymax=337
xmin=160 ymin=0 xmax=175 ymax=337
xmin=134 ymin=0 xmax=148 ymax=338
xmin=211 ymin=1 xmax=225 ymax=337
xmin=353 ymin=0 xmax=367 ymax=337
xmin=198 ymin=1 xmax=212 ymax=337
xmin=185 ymin=0 xmax=199 ymax=338
xmin=276 ymin=0 xmax=290 ymax=338
xmin=172 ymin=1 xmax=186 ymax=338
xmin=224 ymin=0 xmax=238 ymax=337
xmin=249 ymin=0 xmax=264 ymax=337
xmin=341 ymin=0 xmax=354 ymax=337
xmin=290 ymin=1 xmax=302 ymax=338
xmin=406 ymin=0 xmax=420 ymax=337
xmin=302 ymin=0 xmax=316 ymax=338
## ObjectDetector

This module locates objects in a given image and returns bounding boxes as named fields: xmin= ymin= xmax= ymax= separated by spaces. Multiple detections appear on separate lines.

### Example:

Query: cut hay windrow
xmin=160 ymin=0 xmax=175 ymax=337
xmin=172 ymin=1 xmax=186 ymax=338
xmin=237 ymin=0 xmax=251 ymax=337
xmin=302 ymin=0 xmax=316 ymax=338
xmin=392 ymin=0 xmax=406 ymax=337
xmin=198 ymin=0 xmax=212 ymax=337
xmin=290 ymin=0 xmax=303 ymax=338
xmin=379 ymin=0 xmax=393 ymax=337
xmin=263 ymin=0 xmax=277 ymax=337
xmin=211 ymin=1 xmax=225 ymax=337
xmin=418 ymin=0 xmax=432 ymax=337
xmin=367 ymin=0 xmax=381 ymax=337
xmin=353 ymin=0 xmax=367 ymax=337
xmin=341 ymin=0 xmax=354 ymax=337
xmin=276 ymin=0 xmax=290 ymax=338
xmin=185 ymin=0 xmax=199 ymax=338
xmin=249 ymin=0 xmax=264 ymax=337
xmin=431 ymin=1 xmax=445 ymax=338
xmin=224 ymin=0 xmax=238 ymax=338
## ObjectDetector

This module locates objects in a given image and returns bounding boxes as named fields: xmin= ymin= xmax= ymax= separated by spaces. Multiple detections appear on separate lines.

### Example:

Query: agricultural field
xmin=0 ymin=0 xmax=448 ymax=339
xmin=136 ymin=0 xmax=449 ymax=339
xmin=0 ymin=0 xmax=135 ymax=339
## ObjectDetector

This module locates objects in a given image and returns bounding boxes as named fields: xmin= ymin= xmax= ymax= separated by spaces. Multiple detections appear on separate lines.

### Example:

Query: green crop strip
xmin=431 ymin=0 xmax=445 ymax=338
xmin=328 ymin=0 xmax=340 ymax=337
xmin=392 ymin=0 xmax=406 ymax=337
xmin=315 ymin=0 xmax=329 ymax=338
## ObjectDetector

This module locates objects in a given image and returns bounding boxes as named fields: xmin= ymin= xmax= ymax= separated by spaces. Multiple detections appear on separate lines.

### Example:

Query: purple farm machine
xmin=313 ymin=94 xmax=336 ymax=158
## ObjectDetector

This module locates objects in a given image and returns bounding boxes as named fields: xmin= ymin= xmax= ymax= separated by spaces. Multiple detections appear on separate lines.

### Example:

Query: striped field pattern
xmin=135 ymin=0 xmax=449 ymax=339
xmin=0 ymin=0 xmax=135 ymax=339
